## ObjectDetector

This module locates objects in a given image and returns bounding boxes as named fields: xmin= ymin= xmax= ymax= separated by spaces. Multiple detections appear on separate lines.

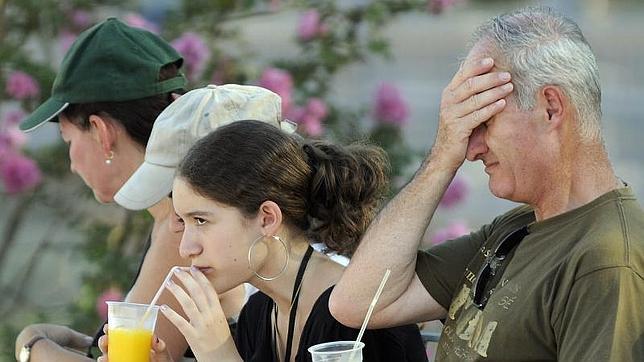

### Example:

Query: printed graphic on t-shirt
xmin=437 ymin=262 xmax=522 ymax=361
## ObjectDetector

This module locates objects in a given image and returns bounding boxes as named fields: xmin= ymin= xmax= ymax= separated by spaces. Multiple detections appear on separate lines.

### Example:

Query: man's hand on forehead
xmin=429 ymin=57 xmax=513 ymax=171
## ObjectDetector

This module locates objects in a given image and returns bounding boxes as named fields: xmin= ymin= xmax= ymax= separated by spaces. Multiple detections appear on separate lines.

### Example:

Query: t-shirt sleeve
xmin=415 ymin=224 xmax=490 ymax=309
xmin=553 ymin=267 xmax=644 ymax=362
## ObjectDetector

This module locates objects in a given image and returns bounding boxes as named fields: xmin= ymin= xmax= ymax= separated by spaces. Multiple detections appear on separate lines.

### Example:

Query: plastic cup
xmin=106 ymin=301 xmax=159 ymax=362
xmin=308 ymin=341 xmax=365 ymax=362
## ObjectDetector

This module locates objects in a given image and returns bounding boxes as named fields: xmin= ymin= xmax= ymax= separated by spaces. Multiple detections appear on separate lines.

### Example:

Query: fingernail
xmin=160 ymin=305 xmax=167 ymax=311
xmin=481 ymin=58 xmax=493 ymax=66
xmin=166 ymin=280 xmax=174 ymax=288
xmin=174 ymin=268 xmax=182 ymax=275
xmin=496 ymin=99 xmax=506 ymax=106
xmin=502 ymin=83 xmax=513 ymax=91
xmin=499 ymin=72 xmax=511 ymax=81
xmin=191 ymin=266 xmax=199 ymax=273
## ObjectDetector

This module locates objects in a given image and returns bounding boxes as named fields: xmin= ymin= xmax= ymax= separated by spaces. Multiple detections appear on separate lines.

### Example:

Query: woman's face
xmin=172 ymin=177 xmax=260 ymax=294
xmin=59 ymin=116 xmax=121 ymax=203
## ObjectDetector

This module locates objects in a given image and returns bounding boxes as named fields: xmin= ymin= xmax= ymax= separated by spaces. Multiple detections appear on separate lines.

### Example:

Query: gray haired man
xmin=330 ymin=7 xmax=644 ymax=361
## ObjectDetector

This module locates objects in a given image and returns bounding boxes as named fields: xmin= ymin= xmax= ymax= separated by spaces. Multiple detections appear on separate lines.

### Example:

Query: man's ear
xmin=88 ymin=114 xmax=118 ymax=156
xmin=541 ymin=85 xmax=566 ymax=131
xmin=257 ymin=201 xmax=284 ymax=237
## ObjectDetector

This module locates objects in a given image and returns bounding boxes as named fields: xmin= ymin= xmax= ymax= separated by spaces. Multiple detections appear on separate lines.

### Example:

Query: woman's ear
xmin=258 ymin=201 xmax=283 ymax=236
xmin=88 ymin=114 xmax=118 ymax=156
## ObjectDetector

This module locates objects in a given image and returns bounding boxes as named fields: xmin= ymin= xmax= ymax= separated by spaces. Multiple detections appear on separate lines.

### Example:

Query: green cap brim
xmin=19 ymin=98 xmax=69 ymax=132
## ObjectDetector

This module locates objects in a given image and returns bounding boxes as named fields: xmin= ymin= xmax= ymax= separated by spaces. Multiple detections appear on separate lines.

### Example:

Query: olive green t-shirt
xmin=416 ymin=187 xmax=644 ymax=361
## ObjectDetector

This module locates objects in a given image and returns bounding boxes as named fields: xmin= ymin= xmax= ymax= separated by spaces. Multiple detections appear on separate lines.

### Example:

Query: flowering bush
xmin=4 ymin=71 xmax=40 ymax=100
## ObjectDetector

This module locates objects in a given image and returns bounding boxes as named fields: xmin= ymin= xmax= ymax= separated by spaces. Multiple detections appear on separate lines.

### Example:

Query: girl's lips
xmin=193 ymin=266 xmax=214 ymax=275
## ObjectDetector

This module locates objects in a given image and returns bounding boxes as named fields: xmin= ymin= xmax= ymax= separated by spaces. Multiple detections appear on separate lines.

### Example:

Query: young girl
xmin=154 ymin=121 xmax=427 ymax=361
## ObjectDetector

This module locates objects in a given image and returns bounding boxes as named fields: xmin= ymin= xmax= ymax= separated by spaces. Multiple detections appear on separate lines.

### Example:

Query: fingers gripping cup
xmin=107 ymin=301 xmax=159 ymax=362
xmin=308 ymin=341 xmax=365 ymax=362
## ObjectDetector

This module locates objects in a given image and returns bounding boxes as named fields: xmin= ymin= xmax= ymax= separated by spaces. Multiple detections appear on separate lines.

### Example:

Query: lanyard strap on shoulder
xmin=284 ymin=245 xmax=314 ymax=361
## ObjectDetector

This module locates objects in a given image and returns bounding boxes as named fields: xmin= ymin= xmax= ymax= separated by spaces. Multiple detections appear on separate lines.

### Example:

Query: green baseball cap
xmin=20 ymin=17 xmax=186 ymax=132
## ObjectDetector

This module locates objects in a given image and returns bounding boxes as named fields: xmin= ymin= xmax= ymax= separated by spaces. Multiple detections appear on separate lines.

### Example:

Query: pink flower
xmin=5 ymin=71 xmax=40 ymax=100
xmin=373 ymin=83 xmax=409 ymax=126
xmin=259 ymin=68 xmax=293 ymax=114
xmin=171 ymin=32 xmax=211 ymax=80
xmin=96 ymin=287 xmax=124 ymax=320
xmin=299 ymin=114 xmax=324 ymax=137
xmin=306 ymin=98 xmax=328 ymax=119
xmin=0 ymin=153 xmax=42 ymax=194
xmin=428 ymin=0 xmax=459 ymax=14
xmin=0 ymin=130 xmax=26 ymax=158
xmin=70 ymin=10 xmax=93 ymax=29
xmin=431 ymin=221 xmax=470 ymax=245
xmin=286 ymin=98 xmax=328 ymax=137
xmin=59 ymin=30 xmax=77 ymax=54
xmin=123 ymin=13 xmax=160 ymax=34
xmin=4 ymin=109 xmax=26 ymax=127
xmin=439 ymin=176 xmax=468 ymax=208
xmin=297 ymin=9 xmax=326 ymax=42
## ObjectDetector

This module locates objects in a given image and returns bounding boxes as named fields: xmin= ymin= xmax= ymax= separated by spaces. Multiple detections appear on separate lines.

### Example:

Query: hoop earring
xmin=247 ymin=235 xmax=290 ymax=281
xmin=105 ymin=150 xmax=114 ymax=165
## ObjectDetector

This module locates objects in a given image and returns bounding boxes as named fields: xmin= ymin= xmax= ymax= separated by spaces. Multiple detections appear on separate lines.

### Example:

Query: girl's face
xmin=59 ymin=116 xmax=121 ymax=203
xmin=172 ymin=177 xmax=261 ymax=294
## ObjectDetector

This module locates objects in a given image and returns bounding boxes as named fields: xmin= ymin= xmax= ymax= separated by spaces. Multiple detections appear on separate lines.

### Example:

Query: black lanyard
xmin=273 ymin=245 xmax=314 ymax=362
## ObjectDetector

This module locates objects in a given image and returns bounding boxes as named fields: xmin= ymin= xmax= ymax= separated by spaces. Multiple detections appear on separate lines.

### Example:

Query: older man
xmin=330 ymin=7 xmax=643 ymax=361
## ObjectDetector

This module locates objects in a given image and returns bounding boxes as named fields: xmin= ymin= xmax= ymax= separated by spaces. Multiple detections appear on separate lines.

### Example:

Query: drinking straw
xmin=139 ymin=266 xmax=182 ymax=326
xmin=350 ymin=269 xmax=391 ymax=359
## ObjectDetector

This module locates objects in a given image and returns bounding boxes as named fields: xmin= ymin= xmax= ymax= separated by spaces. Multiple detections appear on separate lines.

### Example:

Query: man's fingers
xmin=448 ymin=57 xmax=494 ymax=92
xmin=463 ymin=99 xmax=507 ymax=129
xmin=450 ymin=72 xmax=512 ymax=104
xmin=66 ymin=329 xmax=94 ymax=350
xmin=455 ymin=82 xmax=513 ymax=118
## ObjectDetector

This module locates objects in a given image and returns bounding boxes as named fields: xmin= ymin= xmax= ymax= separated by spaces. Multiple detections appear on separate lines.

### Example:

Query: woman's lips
xmin=193 ymin=266 xmax=214 ymax=275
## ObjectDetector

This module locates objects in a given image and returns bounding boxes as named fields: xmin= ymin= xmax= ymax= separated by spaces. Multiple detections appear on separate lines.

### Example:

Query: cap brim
xmin=19 ymin=98 xmax=69 ymax=132
xmin=114 ymin=162 xmax=176 ymax=210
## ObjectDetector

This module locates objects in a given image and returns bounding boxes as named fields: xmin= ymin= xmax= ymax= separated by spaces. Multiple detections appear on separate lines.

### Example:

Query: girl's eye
xmin=195 ymin=217 xmax=207 ymax=226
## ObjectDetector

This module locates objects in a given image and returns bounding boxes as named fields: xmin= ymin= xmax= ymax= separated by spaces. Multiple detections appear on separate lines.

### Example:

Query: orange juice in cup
xmin=106 ymin=302 xmax=159 ymax=362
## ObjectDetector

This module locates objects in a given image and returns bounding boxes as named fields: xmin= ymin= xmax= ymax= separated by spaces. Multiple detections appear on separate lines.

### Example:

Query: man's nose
xmin=466 ymin=125 xmax=488 ymax=162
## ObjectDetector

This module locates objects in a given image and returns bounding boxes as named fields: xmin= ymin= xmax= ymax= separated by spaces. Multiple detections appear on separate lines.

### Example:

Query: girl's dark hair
xmin=178 ymin=120 xmax=390 ymax=257
xmin=60 ymin=63 xmax=182 ymax=147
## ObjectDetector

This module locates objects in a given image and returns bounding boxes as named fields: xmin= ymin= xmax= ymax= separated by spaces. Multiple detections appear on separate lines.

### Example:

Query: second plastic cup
xmin=308 ymin=341 xmax=365 ymax=362
xmin=106 ymin=301 xmax=159 ymax=362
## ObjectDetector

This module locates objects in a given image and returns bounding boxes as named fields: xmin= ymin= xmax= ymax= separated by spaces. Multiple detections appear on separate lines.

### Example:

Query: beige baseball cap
xmin=115 ymin=84 xmax=297 ymax=210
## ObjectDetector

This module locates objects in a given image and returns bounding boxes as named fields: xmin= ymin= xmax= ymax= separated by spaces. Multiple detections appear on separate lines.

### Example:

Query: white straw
xmin=353 ymin=269 xmax=391 ymax=350
xmin=140 ymin=266 xmax=182 ymax=326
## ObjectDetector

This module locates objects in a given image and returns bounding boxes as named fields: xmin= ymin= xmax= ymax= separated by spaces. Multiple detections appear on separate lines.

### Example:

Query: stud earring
xmin=105 ymin=150 xmax=114 ymax=165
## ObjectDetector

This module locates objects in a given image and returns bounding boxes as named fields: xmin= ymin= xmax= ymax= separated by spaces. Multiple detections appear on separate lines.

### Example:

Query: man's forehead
xmin=465 ymin=40 xmax=495 ymax=62
xmin=464 ymin=40 xmax=509 ymax=72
